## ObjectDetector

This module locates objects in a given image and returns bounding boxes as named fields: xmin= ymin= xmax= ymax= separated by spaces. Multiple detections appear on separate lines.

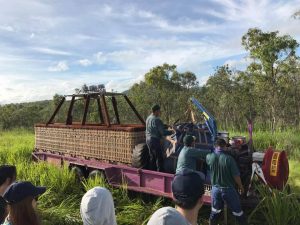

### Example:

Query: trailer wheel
xmin=88 ymin=170 xmax=106 ymax=180
xmin=71 ymin=166 xmax=84 ymax=182
xmin=132 ymin=143 xmax=149 ymax=169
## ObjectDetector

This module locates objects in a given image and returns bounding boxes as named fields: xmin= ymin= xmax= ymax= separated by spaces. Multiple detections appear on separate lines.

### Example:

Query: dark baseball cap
xmin=152 ymin=104 xmax=160 ymax=112
xmin=183 ymin=135 xmax=196 ymax=145
xmin=3 ymin=181 xmax=46 ymax=204
xmin=215 ymin=138 xmax=227 ymax=147
xmin=0 ymin=165 xmax=16 ymax=185
xmin=172 ymin=170 xmax=204 ymax=202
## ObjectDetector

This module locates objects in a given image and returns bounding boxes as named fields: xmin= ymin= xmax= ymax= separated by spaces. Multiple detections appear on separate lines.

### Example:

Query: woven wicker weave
xmin=35 ymin=126 xmax=145 ymax=164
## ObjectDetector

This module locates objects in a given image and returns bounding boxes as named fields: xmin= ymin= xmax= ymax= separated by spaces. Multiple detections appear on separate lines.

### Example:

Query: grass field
xmin=0 ymin=129 xmax=299 ymax=225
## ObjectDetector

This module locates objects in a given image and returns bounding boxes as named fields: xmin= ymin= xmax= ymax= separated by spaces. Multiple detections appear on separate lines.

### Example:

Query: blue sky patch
xmin=0 ymin=0 xmax=299 ymax=103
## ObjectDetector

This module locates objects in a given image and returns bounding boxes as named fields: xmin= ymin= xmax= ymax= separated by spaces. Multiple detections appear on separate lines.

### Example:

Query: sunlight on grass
xmin=0 ymin=129 xmax=299 ymax=225
xmin=0 ymin=129 xmax=164 ymax=225
xmin=289 ymin=160 xmax=300 ymax=193
xmin=249 ymin=186 xmax=300 ymax=225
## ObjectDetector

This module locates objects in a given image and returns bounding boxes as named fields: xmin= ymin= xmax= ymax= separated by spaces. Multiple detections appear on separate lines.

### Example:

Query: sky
xmin=0 ymin=0 xmax=300 ymax=104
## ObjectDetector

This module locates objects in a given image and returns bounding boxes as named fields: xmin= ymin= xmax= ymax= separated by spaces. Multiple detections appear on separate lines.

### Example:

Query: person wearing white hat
xmin=80 ymin=187 xmax=117 ymax=225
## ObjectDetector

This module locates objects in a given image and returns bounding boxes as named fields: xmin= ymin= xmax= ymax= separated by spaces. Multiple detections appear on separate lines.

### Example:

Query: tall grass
xmin=0 ymin=129 xmax=83 ymax=225
xmin=289 ymin=160 xmax=300 ymax=194
xmin=0 ymin=130 xmax=164 ymax=225
xmin=249 ymin=186 xmax=300 ymax=225
xmin=0 ymin=129 xmax=299 ymax=225
xmin=230 ymin=129 xmax=300 ymax=158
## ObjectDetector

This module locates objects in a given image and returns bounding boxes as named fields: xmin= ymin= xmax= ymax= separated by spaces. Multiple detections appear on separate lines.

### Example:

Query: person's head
xmin=172 ymin=170 xmax=204 ymax=211
xmin=0 ymin=165 xmax=17 ymax=195
xmin=3 ymin=181 xmax=46 ymax=225
xmin=215 ymin=138 xmax=227 ymax=149
xmin=183 ymin=135 xmax=196 ymax=147
xmin=80 ymin=187 xmax=117 ymax=225
xmin=152 ymin=104 xmax=161 ymax=117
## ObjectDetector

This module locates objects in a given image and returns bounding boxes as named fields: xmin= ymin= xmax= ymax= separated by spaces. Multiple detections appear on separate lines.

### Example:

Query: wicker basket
xmin=35 ymin=126 xmax=145 ymax=164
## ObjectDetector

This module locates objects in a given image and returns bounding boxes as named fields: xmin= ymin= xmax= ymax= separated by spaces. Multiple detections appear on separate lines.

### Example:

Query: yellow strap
xmin=270 ymin=152 xmax=280 ymax=176
xmin=203 ymin=112 xmax=210 ymax=120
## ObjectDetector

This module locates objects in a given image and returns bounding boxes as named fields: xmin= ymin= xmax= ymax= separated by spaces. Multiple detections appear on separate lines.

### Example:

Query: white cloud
xmin=78 ymin=59 xmax=92 ymax=66
xmin=0 ymin=25 xmax=14 ymax=32
xmin=102 ymin=4 xmax=112 ymax=15
xmin=91 ymin=38 xmax=242 ymax=74
xmin=198 ymin=75 xmax=211 ymax=86
xmin=105 ymin=75 xmax=144 ymax=92
xmin=32 ymin=47 xmax=72 ymax=56
xmin=48 ymin=61 xmax=69 ymax=72
xmin=224 ymin=57 xmax=251 ymax=69
xmin=94 ymin=52 xmax=107 ymax=64
xmin=0 ymin=70 xmax=138 ymax=104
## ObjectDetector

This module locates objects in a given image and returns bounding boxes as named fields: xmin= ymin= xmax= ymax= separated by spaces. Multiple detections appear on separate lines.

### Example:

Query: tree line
xmin=0 ymin=28 xmax=299 ymax=132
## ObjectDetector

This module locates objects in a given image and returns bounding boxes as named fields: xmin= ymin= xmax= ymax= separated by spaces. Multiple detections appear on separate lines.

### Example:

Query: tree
xmin=202 ymin=65 xmax=234 ymax=129
xmin=242 ymin=28 xmax=299 ymax=132
xmin=129 ymin=63 xmax=198 ymax=124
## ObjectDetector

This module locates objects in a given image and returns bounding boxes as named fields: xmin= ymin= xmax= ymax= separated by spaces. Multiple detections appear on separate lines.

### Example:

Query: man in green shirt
xmin=176 ymin=135 xmax=210 ymax=175
xmin=206 ymin=139 xmax=247 ymax=225
xmin=146 ymin=104 xmax=173 ymax=172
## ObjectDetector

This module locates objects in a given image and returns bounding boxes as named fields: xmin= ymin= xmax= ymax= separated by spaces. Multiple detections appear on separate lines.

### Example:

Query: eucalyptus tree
xmin=129 ymin=63 xmax=198 ymax=124
xmin=242 ymin=28 xmax=299 ymax=132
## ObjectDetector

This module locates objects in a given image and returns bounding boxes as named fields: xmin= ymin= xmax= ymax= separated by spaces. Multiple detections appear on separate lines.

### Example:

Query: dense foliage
xmin=1 ymin=28 xmax=300 ymax=132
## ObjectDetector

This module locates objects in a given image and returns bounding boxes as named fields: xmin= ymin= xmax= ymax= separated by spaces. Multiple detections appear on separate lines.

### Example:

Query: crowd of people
xmin=0 ymin=104 xmax=247 ymax=225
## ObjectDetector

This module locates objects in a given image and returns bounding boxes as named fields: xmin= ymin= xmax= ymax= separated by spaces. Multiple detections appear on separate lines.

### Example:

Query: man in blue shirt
xmin=146 ymin=104 xmax=173 ymax=172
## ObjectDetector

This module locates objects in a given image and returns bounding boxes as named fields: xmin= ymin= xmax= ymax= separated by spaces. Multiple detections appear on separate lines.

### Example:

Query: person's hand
xmin=168 ymin=126 xmax=174 ymax=131
xmin=168 ymin=127 xmax=176 ymax=134
xmin=239 ymin=185 xmax=245 ymax=195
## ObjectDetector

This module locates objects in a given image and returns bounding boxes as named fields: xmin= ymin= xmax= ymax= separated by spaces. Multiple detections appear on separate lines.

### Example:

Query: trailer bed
xmin=32 ymin=150 xmax=258 ymax=207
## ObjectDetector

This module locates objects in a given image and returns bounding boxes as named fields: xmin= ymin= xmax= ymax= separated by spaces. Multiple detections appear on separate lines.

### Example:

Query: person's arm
xmin=230 ymin=158 xmax=244 ymax=194
xmin=189 ymin=148 xmax=210 ymax=159
xmin=155 ymin=118 xmax=173 ymax=137
xmin=234 ymin=176 xmax=244 ymax=194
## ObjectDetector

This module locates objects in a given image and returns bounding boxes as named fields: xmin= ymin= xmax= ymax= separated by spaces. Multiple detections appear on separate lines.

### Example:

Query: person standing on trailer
xmin=206 ymin=139 xmax=247 ymax=225
xmin=146 ymin=104 xmax=173 ymax=172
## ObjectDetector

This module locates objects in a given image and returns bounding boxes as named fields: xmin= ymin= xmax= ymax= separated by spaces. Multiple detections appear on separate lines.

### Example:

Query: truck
xmin=32 ymin=88 xmax=289 ymax=207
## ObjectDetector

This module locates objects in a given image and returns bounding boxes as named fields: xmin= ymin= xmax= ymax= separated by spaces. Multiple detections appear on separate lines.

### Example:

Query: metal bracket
xmin=247 ymin=162 xmax=272 ymax=197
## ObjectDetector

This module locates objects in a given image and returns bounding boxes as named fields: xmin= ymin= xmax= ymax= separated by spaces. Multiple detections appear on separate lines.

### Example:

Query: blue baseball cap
xmin=172 ymin=170 xmax=204 ymax=202
xmin=3 ymin=181 xmax=46 ymax=204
